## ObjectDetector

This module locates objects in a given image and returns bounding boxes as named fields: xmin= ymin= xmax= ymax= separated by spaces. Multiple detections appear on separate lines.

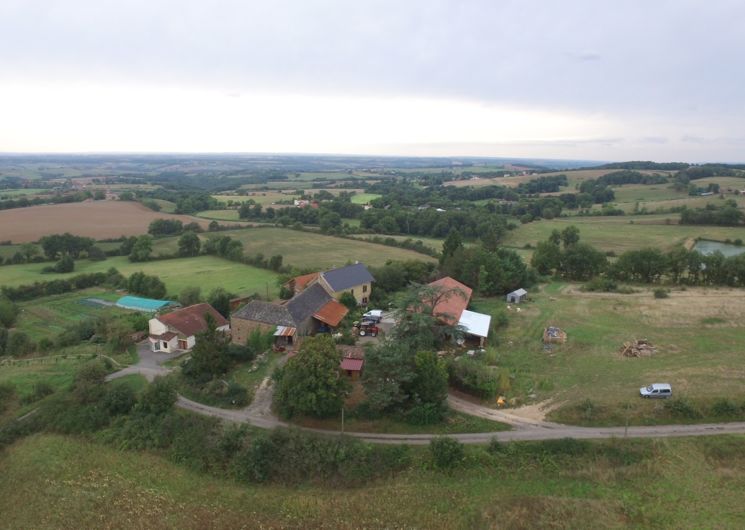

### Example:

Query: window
xmin=162 ymin=341 xmax=168 ymax=349
xmin=362 ymin=285 xmax=368 ymax=293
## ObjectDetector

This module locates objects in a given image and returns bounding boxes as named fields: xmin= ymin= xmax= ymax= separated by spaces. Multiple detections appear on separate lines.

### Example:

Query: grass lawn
xmin=213 ymin=192 xmax=296 ymax=206
xmin=214 ymin=227 xmax=437 ymax=269
xmin=351 ymin=233 xmax=447 ymax=252
xmin=194 ymin=209 xmax=241 ymax=221
xmin=471 ymin=283 xmax=745 ymax=425
xmin=4 ymin=433 xmax=745 ymax=528
xmin=504 ymin=214 xmax=745 ymax=253
xmin=0 ymin=255 xmax=279 ymax=298
xmin=151 ymin=199 xmax=176 ymax=213
xmin=15 ymin=289 xmax=125 ymax=342
xmin=350 ymin=192 xmax=381 ymax=204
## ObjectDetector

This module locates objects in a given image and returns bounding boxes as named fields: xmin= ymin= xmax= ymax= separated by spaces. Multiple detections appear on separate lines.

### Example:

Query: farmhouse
xmin=148 ymin=303 xmax=229 ymax=353
xmin=506 ymin=288 xmax=528 ymax=304
xmin=231 ymin=283 xmax=349 ymax=347
xmin=287 ymin=262 xmax=375 ymax=305
xmin=426 ymin=276 xmax=492 ymax=347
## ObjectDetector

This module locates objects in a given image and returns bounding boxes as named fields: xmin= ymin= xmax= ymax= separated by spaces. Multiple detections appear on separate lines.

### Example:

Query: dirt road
xmin=108 ymin=344 xmax=745 ymax=444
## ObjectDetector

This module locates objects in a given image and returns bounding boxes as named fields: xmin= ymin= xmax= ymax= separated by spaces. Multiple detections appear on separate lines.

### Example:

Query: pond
xmin=693 ymin=239 xmax=745 ymax=257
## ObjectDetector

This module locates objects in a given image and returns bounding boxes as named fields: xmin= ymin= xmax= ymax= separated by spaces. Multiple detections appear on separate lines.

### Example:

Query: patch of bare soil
xmin=0 ymin=200 xmax=214 ymax=242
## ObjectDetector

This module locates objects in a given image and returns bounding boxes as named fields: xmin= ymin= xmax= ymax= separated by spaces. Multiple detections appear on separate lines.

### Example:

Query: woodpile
xmin=543 ymin=326 xmax=567 ymax=344
xmin=619 ymin=339 xmax=656 ymax=357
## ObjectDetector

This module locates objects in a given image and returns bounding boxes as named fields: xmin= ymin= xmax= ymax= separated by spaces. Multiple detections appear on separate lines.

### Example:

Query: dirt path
xmin=107 ymin=344 xmax=745 ymax=444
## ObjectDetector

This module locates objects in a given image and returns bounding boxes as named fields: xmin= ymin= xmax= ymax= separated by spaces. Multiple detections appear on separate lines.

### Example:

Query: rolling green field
xmin=472 ymin=282 xmax=745 ymax=425
xmin=350 ymin=192 xmax=381 ymax=204
xmin=212 ymin=192 xmax=297 ymax=206
xmin=3 ymin=434 xmax=745 ymax=528
xmin=210 ymin=227 xmax=437 ymax=268
xmin=0 ymin=188 xmax=50 ymax=198
xmin=0 ymin=255 xmax=279 ymax=298
xmin=504 ymin=214 xmax=745 ymax=253
xmin=195 ymin=209 xmax=241 ymax=221
xmin=14 ymin=289 xmax=122 ymax=341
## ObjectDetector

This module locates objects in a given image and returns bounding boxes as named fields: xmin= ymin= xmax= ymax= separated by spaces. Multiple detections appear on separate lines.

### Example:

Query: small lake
xmin=693 ymin=239 xmax=745 ymax=257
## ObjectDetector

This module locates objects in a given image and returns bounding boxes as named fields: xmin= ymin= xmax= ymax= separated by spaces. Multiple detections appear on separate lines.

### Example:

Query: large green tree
xmin=178 ymin=231 xmax=201 ymax=257
xmin=182 ymin=314 xmax=231 ymax=383
xmin=129 ymin=235 xmax=153 ymax=262
xmin=274 ymin=335 xmax=349 ymax=418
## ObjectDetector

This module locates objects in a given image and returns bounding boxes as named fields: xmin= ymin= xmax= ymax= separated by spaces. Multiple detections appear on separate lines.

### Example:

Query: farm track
xmin=108 ymin=342 xmax=745 ymax=445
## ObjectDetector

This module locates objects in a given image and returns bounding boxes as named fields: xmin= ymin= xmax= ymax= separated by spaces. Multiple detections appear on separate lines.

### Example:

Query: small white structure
xmin=458 ymin=309 xmax=492 ymax=347
xmin=148 ymin=303 xmax=229 ymax=353
xmin=506 ymin=288 xmax=528 ymax=304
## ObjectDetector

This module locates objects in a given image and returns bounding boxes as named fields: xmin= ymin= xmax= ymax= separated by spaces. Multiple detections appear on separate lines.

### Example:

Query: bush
xmin=663 ymin=398 xmax=701 ymax=419
xmin=102 ymin=383 xmax=137 ymax=415
xmin=653 ymin=288 xmax=670 ymax=299
xmin=447 ymin=358 xmax=499 ymax=399
xmin=403 ymin=402 xmax=446 ymax=425
xmin=135 ymin=377 xmax=177 ymax=416
xmin=487 ymin=437 xmax=505 ymax=455
xmin=429 ymin=436 xmax=465 ymax=469
xmin=22 ymin=381 xmax=54 ymax=404
xmin=7 ymin=330 xmax=34 ymax=356
xmin=0 ymin=382 xmax=17 ymax=412
xmin=711 ymin=398 xmax=740 ymax=418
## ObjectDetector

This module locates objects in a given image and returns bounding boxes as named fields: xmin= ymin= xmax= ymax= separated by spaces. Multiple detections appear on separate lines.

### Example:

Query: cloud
xmin=0 ymin=0 xmax=743 ymax=161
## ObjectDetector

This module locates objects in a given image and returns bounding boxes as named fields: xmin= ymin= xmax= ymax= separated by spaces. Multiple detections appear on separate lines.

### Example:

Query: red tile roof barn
xmin=426 ymin=277 xmax=473 ymax=325
xmin=157 ymin=303 xmax=228 ymax=337
xmin=291 ymin=272 xmax=320 ymax=292
xmin=313 ymin=299 xmax=349 ymax=327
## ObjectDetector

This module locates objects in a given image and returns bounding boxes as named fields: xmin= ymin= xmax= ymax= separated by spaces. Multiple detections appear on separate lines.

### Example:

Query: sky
xmin=0 ymin=0 xmax=743 ymax=162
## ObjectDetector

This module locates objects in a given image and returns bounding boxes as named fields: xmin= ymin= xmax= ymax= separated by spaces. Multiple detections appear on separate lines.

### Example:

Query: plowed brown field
xmin=0 ymin=201 xmax=212 ymax=242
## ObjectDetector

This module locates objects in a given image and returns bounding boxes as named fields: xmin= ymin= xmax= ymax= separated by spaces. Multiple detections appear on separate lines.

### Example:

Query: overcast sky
xmin=1 ymin=0 xmax=743 ymax=162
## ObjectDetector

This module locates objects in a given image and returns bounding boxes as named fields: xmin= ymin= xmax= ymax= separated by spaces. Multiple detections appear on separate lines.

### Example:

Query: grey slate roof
xmin=321 ymin=262 xmax=375 ymax=292
xmin=287 ymin=283 xmax=332 ymax=323
xmin=232 ymin=301 xmax=296 ymax=327
xmin=232 ymin=283 xmax=332 ymax=328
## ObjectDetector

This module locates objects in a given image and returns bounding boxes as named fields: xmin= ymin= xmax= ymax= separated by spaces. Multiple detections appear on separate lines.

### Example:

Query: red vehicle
xmin=355 ymin=321 xmax=380 ymax=337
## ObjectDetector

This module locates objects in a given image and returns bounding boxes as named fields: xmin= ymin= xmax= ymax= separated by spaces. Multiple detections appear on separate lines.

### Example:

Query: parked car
xmin=639 ymin=383 xmax=672 ymax=398
xmin=362 ymin=309 xmax=383 ymax=323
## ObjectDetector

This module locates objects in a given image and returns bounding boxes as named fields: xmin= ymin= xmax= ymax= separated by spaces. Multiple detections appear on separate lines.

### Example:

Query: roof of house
xmin=458 ymin=309 xmax=491 ymax=338
xmin=508 ymin=288 xmax=528 ymax=297
xmin=150 ymin=331 xmax=177 ymax=341
xmin=157 ymin=303 xmax=228 ymax=337
xmin=286 ymin=283 xmax=332 ymax=323
xmin=340 ymin=357 xmax=364 ymax=372
xmin=313 ymin=299 xmax=349 ymax=327
xmin=321 ymin=262 xmax=374 ymax=292
xmin=232 ymin=300 xmax=296 ymax=327
xmin=233 ymin=283 xmax=332 ymax=328
xmin=291 ymin=272 xmax=320 ymax=292
xmin=426 ymin=276 xmax=473 ymax=324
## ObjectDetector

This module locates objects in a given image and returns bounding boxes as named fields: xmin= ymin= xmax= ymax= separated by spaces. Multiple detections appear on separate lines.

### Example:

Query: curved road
xmin=109 ymin=344 xmax=745 ymax=445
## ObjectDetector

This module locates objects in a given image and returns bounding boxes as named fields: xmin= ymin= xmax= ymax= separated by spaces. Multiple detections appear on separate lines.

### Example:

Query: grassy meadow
xmin=3 ymin=433 xmax=745 ymax=528
xmin=0 ymin=255 xmax=279 ymax=298
xmin=473 ymin=283 xmax=745 ymax=425
xmin=503 ymin=214 xmax=745 ymax=253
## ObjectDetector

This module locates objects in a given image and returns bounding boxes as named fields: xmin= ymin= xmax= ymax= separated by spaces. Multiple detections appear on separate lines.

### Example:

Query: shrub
xmin=22 ymin=381 xmax=54 ymax=404
xmin=578 ymin=398 xmax=595 ymax=421
xmin=663 ymin=397 xmax=701 ymax=419
xmin=430 ymin=437 xmax=465 ymax=469
xmin=103 ymin=383 xmax=137 ymax=415
xmin=487 ymin=436 xmax=505 ymax=455
xmin=135 ymin=377 xmax=177 ymax=416
xmin=447 ymin=358 xmax=499 ymax=399
xmin=403 ymin=402 xmax=446 ymax=425
xmin=0 ymin=382 xmax=17 ymax=412
xmin=653 ymin=288 xmax=670 ymax=299
xmin=711 ymin=398 xmax=740 ymax=418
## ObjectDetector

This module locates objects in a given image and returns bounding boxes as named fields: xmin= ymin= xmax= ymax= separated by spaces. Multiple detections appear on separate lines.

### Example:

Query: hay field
xmin=504 ymin=214 xmax=744 ymax=253
xmin=0 ymin=201 xmax=209 ymax=243
xmin=216 ymin=227 xmax=437 ymax=268
xmin=0 ymin=255 xmax=279 ymax=297
xmin=474 ymin=283 xmax=745 ymax=425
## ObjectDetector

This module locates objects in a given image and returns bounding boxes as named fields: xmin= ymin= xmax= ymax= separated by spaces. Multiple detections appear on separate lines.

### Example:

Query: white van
xmin=362 ymin=309 xmax=383 ymax=322
xmin=639 ymin=383 xmax=672 ymax=399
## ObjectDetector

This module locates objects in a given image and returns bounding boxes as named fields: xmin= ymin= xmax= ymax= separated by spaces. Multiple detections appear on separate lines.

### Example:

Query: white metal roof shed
xmin=458 ymin=309 xmax=491 ymax=338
